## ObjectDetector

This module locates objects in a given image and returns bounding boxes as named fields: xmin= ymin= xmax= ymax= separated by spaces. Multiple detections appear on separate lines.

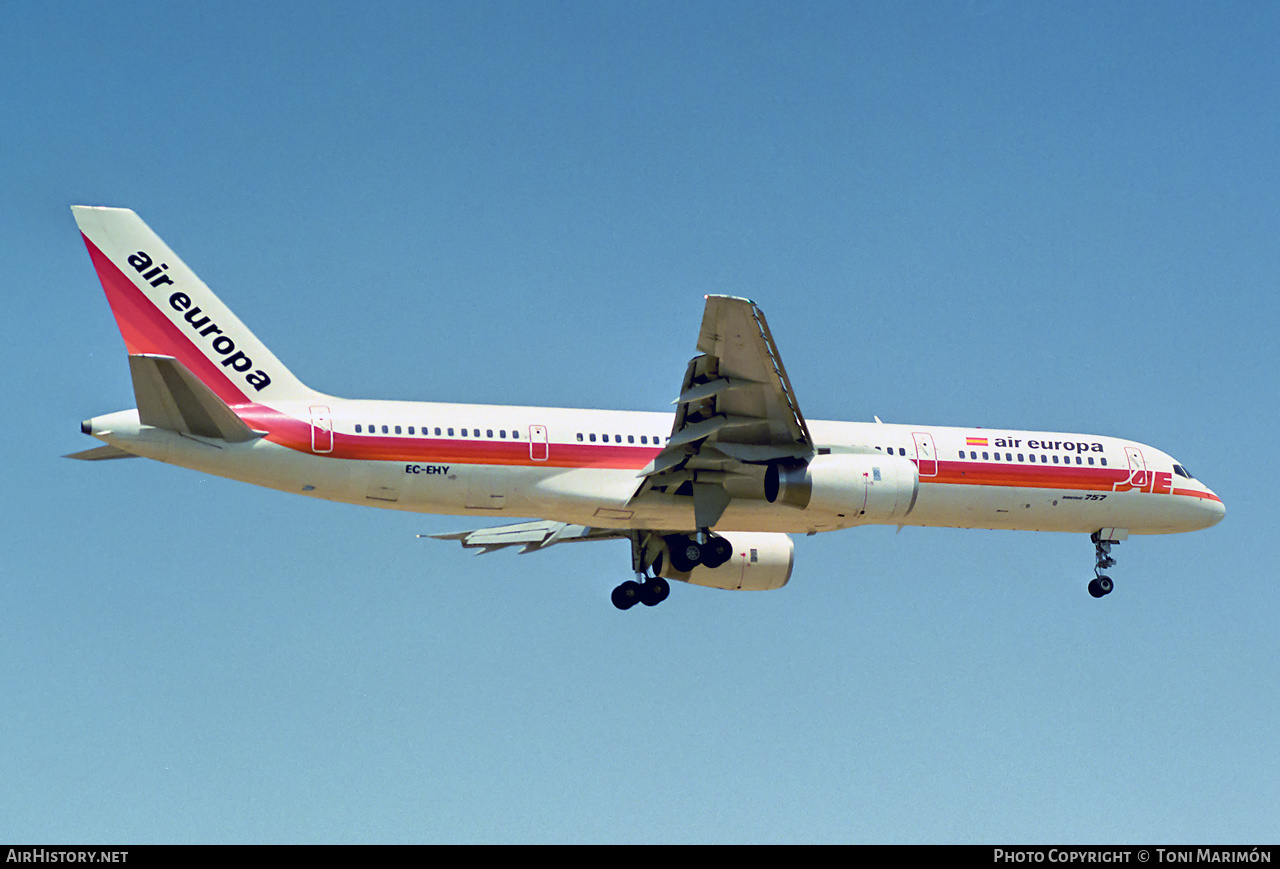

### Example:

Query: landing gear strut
xmin=1089 ymin=531 xmax=1118 ymax=598
xmin=612 ymin=533 xmax=673 ymax=610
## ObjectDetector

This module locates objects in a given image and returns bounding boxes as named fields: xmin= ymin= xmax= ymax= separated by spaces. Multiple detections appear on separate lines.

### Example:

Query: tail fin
xmin=72 ymin=206 xmax=317 ymax=406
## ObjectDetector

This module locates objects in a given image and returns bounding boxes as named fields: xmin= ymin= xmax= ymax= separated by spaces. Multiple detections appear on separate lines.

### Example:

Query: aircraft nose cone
xmin=1199 ymin=489 xmax=1226 ymax=528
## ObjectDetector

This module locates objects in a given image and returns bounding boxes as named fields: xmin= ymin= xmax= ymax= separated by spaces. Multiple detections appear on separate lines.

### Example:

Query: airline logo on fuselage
xmin=1113 ymin=470 xmax=1173 ymax=494
xmin=980 ymin=435 xmax=1104 ymax=454
xmin=126 ymin=250 xmax=272 ymax=392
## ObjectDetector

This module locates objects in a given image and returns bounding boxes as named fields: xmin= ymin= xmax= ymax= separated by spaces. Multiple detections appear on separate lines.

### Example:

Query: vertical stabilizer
xmin=72 ymin=206 xmax=318 ymax=406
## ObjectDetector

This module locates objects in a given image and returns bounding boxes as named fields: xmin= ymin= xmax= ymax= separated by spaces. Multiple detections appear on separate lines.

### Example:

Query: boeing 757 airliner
xmin=66 ymin=207 xmax=1224 ymax=609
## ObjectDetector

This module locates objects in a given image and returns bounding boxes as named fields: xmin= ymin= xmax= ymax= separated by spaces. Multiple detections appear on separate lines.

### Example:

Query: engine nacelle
xmin=659 ymin=531 xmax=794 ymax=591
xmin=765 ymin=453 xmax=919 ymax=522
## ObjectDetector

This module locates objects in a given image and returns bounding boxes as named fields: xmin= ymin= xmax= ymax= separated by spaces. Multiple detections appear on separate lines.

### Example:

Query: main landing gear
xmin=611 ymin=576 xmax=669 ymax=610
xmin=666 ymin=532 xmax=733 ymax=573
xmin=610 ymin=531 xmax=731 ymax=610
xmin=1089 ymin=530 xmax=1118 ymax=598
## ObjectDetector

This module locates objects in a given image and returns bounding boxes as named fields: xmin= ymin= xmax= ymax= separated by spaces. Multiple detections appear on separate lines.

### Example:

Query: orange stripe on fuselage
xmin=1172 ymin=487 xmax=1222 ymax=503
xmin=248 ymin=422 xmax=662 ymax=470
xmin=929 ymin=459 xmax=1123 ymax=492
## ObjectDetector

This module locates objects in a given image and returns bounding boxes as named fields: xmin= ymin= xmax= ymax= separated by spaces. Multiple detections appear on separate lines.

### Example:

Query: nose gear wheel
xmin=1089 ymin=531 xmax=1118 ymax=598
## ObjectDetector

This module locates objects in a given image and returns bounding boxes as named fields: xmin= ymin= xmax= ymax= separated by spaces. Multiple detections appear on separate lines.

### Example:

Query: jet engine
xmin=765 ymin=453 xmax=919 ymax=522
xmin=658 ymin=531 xmax=794 ymax=591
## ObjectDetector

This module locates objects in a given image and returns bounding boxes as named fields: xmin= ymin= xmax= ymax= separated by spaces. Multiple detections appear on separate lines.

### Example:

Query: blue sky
xmin=3 ymin=1 xmax=1277 ymax=844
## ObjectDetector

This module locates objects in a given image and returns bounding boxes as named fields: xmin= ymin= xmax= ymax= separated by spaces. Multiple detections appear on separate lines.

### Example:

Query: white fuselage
xmin=84 ymin=398 xmax=1226 ymax=538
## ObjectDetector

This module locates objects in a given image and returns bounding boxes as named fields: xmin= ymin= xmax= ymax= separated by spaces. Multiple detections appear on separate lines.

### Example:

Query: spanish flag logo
xmin=965 ymin=436 xmax=989 ymax=446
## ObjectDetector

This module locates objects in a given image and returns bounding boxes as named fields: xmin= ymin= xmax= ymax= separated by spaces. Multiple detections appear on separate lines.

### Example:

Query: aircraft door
xmin=529 ymin=425 xmax=549 ymax=461
xmin=912 ymin=431 xmax=937 ymax=477
xmin=309 ymin=405 xmax=334 ymax=454
xmin=1123 ymin=446 xmax=1148 ymax=489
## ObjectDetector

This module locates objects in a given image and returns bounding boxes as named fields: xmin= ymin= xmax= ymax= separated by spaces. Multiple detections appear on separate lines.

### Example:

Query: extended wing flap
xmin=129 ymin=354 xmax=263 ymax=442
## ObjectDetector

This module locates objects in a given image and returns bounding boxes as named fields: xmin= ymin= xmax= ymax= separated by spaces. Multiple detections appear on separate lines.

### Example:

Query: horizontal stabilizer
xmin=129 ymin=354 xmax=263 ymax=442
xmin=64 ymin=444 xmax=138 ymax=461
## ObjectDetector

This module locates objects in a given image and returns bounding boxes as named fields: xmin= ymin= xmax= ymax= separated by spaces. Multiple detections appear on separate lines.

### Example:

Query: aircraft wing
xmin=634 ymin=295 xmax=815 ymax=527
xmin=424 ymin=520 xmax=625 ymax=554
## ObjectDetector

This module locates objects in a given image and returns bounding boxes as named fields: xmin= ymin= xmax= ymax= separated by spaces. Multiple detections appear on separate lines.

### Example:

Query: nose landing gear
xmin=1089 ymin=530 xmax=1120 ymax=598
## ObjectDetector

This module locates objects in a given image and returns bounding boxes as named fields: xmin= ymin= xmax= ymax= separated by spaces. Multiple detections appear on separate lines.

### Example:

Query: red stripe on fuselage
xmin=930 ymin=459 xmax=1124 ymax=491
xmin=289 ymin=430 xmax=660 ymax=469
xmin=1172 ymin=487 xmax=1223 ymax=503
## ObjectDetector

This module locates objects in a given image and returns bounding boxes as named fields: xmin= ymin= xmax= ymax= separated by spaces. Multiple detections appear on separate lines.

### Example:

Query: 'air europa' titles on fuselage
xmin=981 ymin=436 xmax=1105 ymax=454
xmin=125 ymin=250 xmax=273 ymax=392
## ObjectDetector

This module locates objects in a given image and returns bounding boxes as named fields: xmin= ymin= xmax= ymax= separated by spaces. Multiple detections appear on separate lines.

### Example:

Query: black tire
xmin=1096 ymin=575 xmax=1113 ymax=595
xmin=641 ymin=577 xmax=670 ymax=606
xmin=1088 ymin=578 xmax=1105 ymax=598
xmin=667 ymin=536 xmax=703 ymax=573
xmin=612 ymin=580 xmax=642 ymax=610
xmin=704 ymin=536 xmax=733 ymax=568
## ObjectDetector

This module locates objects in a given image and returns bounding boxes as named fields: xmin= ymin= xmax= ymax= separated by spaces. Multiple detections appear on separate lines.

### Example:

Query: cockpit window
xmin=1172 ymin=464 xmax=1194 ymax=480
